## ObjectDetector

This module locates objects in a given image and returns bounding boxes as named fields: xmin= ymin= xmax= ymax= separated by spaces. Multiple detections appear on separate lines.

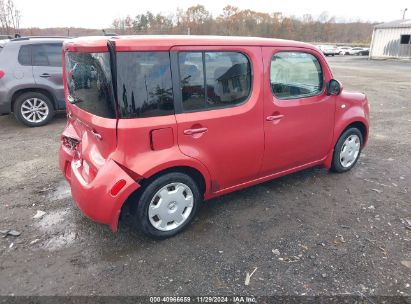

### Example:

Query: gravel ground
xmin=0 ymin=56 xmax=410 ymax=297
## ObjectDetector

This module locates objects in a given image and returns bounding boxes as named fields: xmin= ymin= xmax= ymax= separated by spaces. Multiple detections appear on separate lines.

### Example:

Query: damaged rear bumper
xmin=60 ymin=146 xmax=140 ymax=231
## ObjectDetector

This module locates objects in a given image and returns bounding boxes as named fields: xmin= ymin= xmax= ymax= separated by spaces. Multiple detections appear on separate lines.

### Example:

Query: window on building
xmin=400 ymin=35 xmax=411 ymax=45
xmin=270 ymin=52 xmax=323 ymax=100
xmin=178 ymin=51 xmax=251 ymax=112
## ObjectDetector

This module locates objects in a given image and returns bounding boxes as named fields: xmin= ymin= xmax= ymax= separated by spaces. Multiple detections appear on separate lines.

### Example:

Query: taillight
xmin=61 ymin=135 xmax=79 ymax=151
xmin=0 ymin=70 xmax=5 ymax=79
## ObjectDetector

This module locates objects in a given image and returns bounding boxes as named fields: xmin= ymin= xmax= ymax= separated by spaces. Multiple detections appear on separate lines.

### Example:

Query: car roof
xmin=64 ymin=35 xmax=317 ymax=52
xmin=10 ymin=37 xmax=68 ymax=45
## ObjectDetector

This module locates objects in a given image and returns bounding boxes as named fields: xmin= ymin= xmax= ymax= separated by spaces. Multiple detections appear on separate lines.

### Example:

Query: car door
xmin=171 ymin=46 xmax=264 ymax=192
xmin=260 ymin=47 xmax=335 ymax=176
xmin=12 ymin=44 xmax=35 ymax=91
xmin=32 ymin=43 xmax=65 ymax=109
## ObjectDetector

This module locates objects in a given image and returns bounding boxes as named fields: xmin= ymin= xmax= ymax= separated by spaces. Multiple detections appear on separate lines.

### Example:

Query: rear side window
xmin=270 ymin=52 xmax=323 ymax=100
xmin=32 ymin=44 xmax=62 ymax=67
xmin=117 ymin=52 xmax=174 ymax=118
xmin=178 ymin=51 xmax=251 ymax=112
xmin=65 ymin=52 xmax=116 ymax=119
xmin=18 ymin=45 xmax=31 ymax=65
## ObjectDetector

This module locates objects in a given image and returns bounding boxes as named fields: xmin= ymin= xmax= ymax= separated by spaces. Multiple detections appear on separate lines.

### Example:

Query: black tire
xmin=134 ymin=172 xmax=202 ymax=239
xmin=331 ymin=127 xmax=363 ymax=173
xmin=14 ymin=92 xmax=55 ymax=127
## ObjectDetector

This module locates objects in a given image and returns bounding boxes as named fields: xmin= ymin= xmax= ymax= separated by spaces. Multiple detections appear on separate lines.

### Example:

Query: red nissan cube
xmin=60 ymin=36 xmax=369 ymax=239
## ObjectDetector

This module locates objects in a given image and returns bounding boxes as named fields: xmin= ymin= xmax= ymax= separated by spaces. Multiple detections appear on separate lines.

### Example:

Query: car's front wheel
xmin=331 ymin=127 xmax=363 ymax=173
xmin=14 ymin=92 xmax=55 ymax=127
xmin=134 ymin=172 xmax=201 ymax=239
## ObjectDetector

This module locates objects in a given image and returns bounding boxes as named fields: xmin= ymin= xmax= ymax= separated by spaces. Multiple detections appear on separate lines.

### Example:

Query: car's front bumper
xmin=0 ymin=88 xmax=11 ymax=114
xmin=59 ymin=145 xmax=140 ymax=231
xmin=0 ymin=101 xmax=10 ymax=115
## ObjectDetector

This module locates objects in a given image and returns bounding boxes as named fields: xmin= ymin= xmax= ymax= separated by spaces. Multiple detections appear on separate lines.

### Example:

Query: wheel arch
xmin=11 ymin=88 xmax=58 ymax=112
xmin=138 ymin=165 xmax=207 ymax=196
xmin=324 ymin=119 xmax=368 ymax=169
xmin=339 ymin=120 xmax=368 ymax=147
xmin=120 ymin=164 xmax=209 ymax=224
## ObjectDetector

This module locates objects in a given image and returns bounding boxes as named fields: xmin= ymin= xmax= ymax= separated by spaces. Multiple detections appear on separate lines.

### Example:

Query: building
xmin=369 ymin=19 xmax=411 ymax=59
xmin=216 ymin=63 xmax=250 ymax=103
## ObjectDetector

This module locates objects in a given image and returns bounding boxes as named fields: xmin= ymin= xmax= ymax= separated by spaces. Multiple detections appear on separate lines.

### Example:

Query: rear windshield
xmin=65 ymin=52 xmax=116 ymax=118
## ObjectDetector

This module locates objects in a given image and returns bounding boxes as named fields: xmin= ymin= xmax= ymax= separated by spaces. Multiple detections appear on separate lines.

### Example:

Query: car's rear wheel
xmin=14 ymin=92 xmax=55 ymax=127
xmin=331 ymin=127 xmax=363 ymax=173
xmin=134 ymin=172 xmax=201 ymax=239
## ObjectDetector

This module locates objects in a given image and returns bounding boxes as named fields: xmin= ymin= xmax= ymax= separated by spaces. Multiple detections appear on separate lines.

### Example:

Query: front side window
xmin=117 ymin=52 xmax=174 ymax=118
xmin=270 ymin=52 xmax=323 ymax=100
xmin=32 ymin=43 xmax=62 ymax=67
xmin=65 ymin=52 xmax=116 ymax=119
xmin=179 ymin=51 xmax=251 ymax=111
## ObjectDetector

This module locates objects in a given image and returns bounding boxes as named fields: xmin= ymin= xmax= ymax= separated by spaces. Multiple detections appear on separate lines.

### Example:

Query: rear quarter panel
xmin=113 ymin=116 xmax=213 ymax=198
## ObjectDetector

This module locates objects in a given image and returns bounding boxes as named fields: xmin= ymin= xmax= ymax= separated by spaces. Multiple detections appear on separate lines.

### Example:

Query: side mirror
xmin=326 ymin=79 xmax=342 ymax=96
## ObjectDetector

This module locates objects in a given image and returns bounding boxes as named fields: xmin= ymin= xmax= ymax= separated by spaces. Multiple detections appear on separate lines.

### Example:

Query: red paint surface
xmin=60 ymin=36 xmax=369 ymax=231
xmin=150 ymin=128 xmax=174 ymax=151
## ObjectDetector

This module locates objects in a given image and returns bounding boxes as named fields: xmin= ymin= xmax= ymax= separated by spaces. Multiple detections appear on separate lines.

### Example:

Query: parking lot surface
xmin=0 ymin=56 xmax=410 ymax=296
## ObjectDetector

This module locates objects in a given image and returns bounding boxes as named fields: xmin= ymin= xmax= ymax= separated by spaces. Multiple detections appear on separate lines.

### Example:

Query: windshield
xmin=65 ymin=52 xmax=116 ymax=119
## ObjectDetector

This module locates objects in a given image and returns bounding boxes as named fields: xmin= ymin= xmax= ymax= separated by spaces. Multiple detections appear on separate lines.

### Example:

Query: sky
xmin=13 ymin=0 xmax=410 ymax=28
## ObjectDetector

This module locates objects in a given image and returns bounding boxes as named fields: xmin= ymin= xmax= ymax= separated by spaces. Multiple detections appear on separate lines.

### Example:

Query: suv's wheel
xmin=331 ymin=127 xmax=363 ymax=173
xmin=134 ymin=172 xmax=201 ymax=239
xmin=14 ymin=92 xmax=55 ymax=127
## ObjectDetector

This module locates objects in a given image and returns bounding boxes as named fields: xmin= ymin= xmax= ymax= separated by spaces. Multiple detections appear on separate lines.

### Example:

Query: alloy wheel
xmin=20 ymin=98 xmax=49 ymax=124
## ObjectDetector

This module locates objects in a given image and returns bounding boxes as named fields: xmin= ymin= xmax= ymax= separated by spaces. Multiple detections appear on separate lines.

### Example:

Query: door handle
xmin=266 ymin=114 xmax=284 ymax=121
xmin=184 ymin=127 xmax=208 ymax=135
xmin=40 ymin=73 xmax=51 ymax=78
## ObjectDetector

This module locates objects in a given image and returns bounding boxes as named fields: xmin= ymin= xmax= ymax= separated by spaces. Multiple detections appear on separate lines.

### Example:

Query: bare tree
xmin=10 ymin=3 xmax=375 ymax=44
xmin=0 ymin=0 xmax=21 ymax=35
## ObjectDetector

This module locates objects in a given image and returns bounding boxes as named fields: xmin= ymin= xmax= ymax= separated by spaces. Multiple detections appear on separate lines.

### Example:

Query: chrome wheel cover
xmin=148 ymin=182 xmax=194 ymax=231
xmin=21 ymin=98 xmax=49 ymax=123
xmin=340 ymin=134 xmax=361 ymax=168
